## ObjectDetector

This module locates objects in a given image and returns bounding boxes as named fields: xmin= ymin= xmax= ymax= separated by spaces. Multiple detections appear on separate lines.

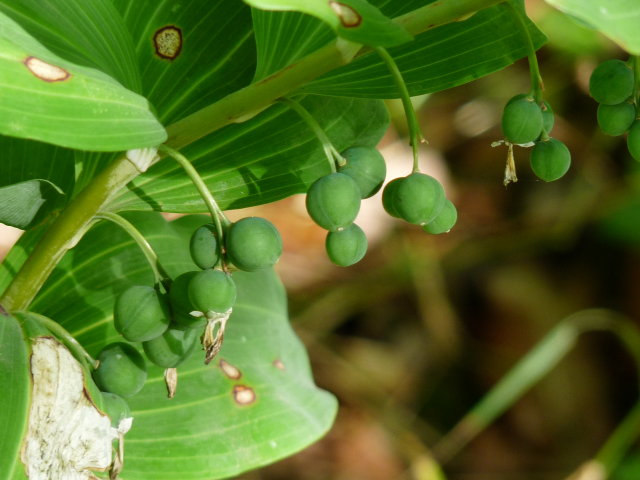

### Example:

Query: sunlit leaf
xmin=30 ymin=212 xmax=338 ymax=480
xmin=0 ymin=180 xmax=65 ymax=230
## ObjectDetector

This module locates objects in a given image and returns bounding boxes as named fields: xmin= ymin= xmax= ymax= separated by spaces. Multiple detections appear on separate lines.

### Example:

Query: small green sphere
xmin=338 ymin=146 xmax=387 ymax=199
xmin=422 ymin=199 xmax=458 ymax=234
xmin=169 ymin=271 xmax=204 ymax=328
xmin=501 ymin=94 xmax=543 ymax=144
xmin=597 ymin=102 xmax=636 ymax=136
xmin=114 ymin=285 xmax=170 ymax=342
xmin=188 ymin=269 xmax=237 ymax=315
xmin=100 ymin=392 xmax=131 ymax=428
xmin=305 ymin=173 xmax=361 ymax=231
xmin=226 ymin=217 xmax=283 ymax=271
xmin=325 ymin=223 xmax=368 ymax=267
xmin=530 ymin=138 xmax=571 ymax=182
xmin=628 ymin=120 xmax=640 ymax=161
xmin=189 ymin=224 xmax=220 ymax=270
xmin=142 ymin=325 xmax=199 ymax=368
xmin=393 ymin=173 xmax=446 ymax=225
xmin=381 ymin=177 xmax=404 ymax=218
xmin=589 ymin=59 xmax=635 ymax=105
xmin=541 ymin=101 xmax=555 ymax=135
xmin=92 ymin=343 xmax=147 ymax=398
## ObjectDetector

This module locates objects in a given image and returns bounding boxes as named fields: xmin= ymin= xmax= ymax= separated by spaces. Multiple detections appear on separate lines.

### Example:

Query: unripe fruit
xmin=502 ymin=94 xmax=543 ymax=144
xmin=189 ymin=224 xmax=219 ymax=270
xmin=306 ymin=173 xmax=361 ymax=231
xmin=325 ymin=223 xmax=368 ymax=267
xmin=597 ymin=102 xmax=636 ymax=136
xmin=226 ymin=217 xmax=282 ymax=271
xmin=589 ymin=59 xmax=634 ymax=105
xmin=114 ymin=285 xmax=170 ymax=342
xmin=100 ymin=392 xmax=131 ymax=428
xmin=422 ymin=199 xmax=458 ymax=234
xmin=541 ymin=101 xmax=554 ymax=135
xmin=393 ymin=173 xmax=445 ymax=225
xmin=92 ymin=343 xmax=147 ymax=398
xmin=530 ymin=138 xmax=571 ymax=182
xmin=338 ymin=146 xmax=387 ymax=198
xmin=628 ymin=121 xmax=640 ymax=161
xmin=142 ymin=325 xmax=199 ymax=368
xmin=188 ymin=269 xmax=236 ymax=315
xmin=382 ymin=177 xmax=404 ymax=218
xmin=169 ymin=271 xmax=203 ymax=328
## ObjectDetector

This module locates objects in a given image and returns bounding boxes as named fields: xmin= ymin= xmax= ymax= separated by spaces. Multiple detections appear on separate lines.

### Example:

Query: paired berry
xmin=422 ymin=199 xmax=458 ymax=234
xmin=501 ymin=94 xmax=544 ymax=144
xmin=306 ymin=172 xmax=361 ymax=231
xmin=338 ymin=146 xmax=387 ymax=199
xmin=589 ymin=59 xmax=634 ymax=105
xmin=187 ymin=268 xmax=237 ymax=315
xmin=113 ymin=285 xmax=170 ymax=342
xmin=92 ymin=342 xmax=147 ymax=398
xmin=530 ymin=138 xmax=571 ymax=182
xmin=325 ymin=223 xmax=368 ymax=267
xmin=384 ymin=172 xmax=445 ymax=225
xmin=142 ymin=325 xmax=199 ymax=368
xmin=225 ymin=217 xmax=282 ymax=271
xmin=100 ymin=391 xmax=132 ymax=428
xmin=189 ymin=224 xmax=220 ymax=270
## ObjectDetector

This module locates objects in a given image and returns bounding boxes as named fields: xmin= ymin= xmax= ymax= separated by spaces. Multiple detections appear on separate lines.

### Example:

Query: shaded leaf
xmin=0 ymin=179 xmax=65 ymax=230
xmin=0 ymin=10 xmax=166 ymax=151
xmin=245 ymin=0 xmax=411 ymax=47
xmin=110 ymin=96 xmax=389 ymax=213
xmin=0 ymin=314 xmax=30 ymax=479
xmin=545 ymin=0 xmax=640 ymax=54
xmin=30 ymin=212 xmax=338 ymax=480
xmin=300 ymin=3 xmax=547 ymax=97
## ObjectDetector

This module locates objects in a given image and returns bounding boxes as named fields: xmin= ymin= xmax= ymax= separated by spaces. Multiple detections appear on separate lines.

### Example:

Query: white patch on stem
xmin=126 ymin=147 xmax=159 ymax=173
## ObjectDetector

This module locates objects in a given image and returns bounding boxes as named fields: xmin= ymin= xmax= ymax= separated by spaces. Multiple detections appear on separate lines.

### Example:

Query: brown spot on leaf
xmin=273 ymin=358 xmax=285 ymax=370
xmin=153 ymin=25 xmax=183 ymax=60
xmin=219 ymin=359 xmax=242 ymax=380
xmin=24 ymin=57 xmax=70 ymax=82
xmin=329 ymin=1 xmax=361 ymax=28
xmin=232 ymin=385 xmax=256 ymax=406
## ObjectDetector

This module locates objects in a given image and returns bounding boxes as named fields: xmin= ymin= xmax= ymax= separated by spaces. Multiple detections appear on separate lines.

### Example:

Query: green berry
xmin=189 ymin=224 xmax=220 ymax=270
xmin=597 ymin=102 xmax=636 ymax=136
xmin=142 ymin=325 xmax=199 ymax=368
xmin=92 ymin=343 xmax=147 ymax=398
xmin=628 ymin=120 xmax=640 ymax=161
xmin=338 ymin=146 xmax=387 ymax=198
xmin=169 ymin=271 xmax=203 ymax=328
xmin=382 ymin=177 xmax=403 ymax=218
xmin=100 ymin=392 xmax=131 ymax=428
xmin=530 ymin=138 xmax=571 ymax=182
xmin=541 ymin=101 xmax=554 ymax=135
xmin=114 ymin=285 xmax=170 ymax=342
xmin=589 ymin=59 xmax=634 ymax=105
xmin=422 ymin=199 xmax=458 ymax=234
xmin=226 ymin=217 xmax=282 ymax=271
xmin=502 ymin=94 xmax=543 ymax=144
xmin=188 ymin=269 xmax=236 ymax=315
xmin=305 ymin=172 xmax=361 ymax=231
xmin=393 ymin=173 xmax=446 ymax=225
xmin=325 ymin=223 xmax=368 ymax=267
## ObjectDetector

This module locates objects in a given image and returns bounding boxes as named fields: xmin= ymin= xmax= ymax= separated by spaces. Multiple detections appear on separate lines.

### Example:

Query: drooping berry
xmin=114 ymin=285 xmax=170 ymax=342
xmin=597 ymin=102 xmax=636 ymax=136
xmin=541 ymin=101 xmax=555 ymax=135
xmin=530 ymin=138 xmax=571 ymax=182
xmin=92 ymin=342 xmax=147 ymax=398
xmin=305 ymin=172 xmax=361 ymax=231
xmin=391 ymin=172 xmax=445 ymax=225
xmin=187 ymin=269 xmax=236 ymax=315
xmin=142 ymin=325 xmax=199 ymax=368
xmin=501 ymin=94 xmax=543 ymax=144
xmin=338 ymin=146 xmax=387 ymax=198
xmin=422 ymin=199 xmax=458 ymax=234
xmin=381 ymin=177 xmax=404 ymax=218
xmin=169 ymin=271 xmax=203 ymax=328
xmin=100 ymin=391 xmax=131 ymax=428
xmin=589 ymin=59 xmax=634 ymax=105
xmin=325 ymin=223 xmax=368 ymax=267
xmin=226 ymin=217 xmax=282 ymax=271
xmin=189 ymin=224 xmax=220 ymax=270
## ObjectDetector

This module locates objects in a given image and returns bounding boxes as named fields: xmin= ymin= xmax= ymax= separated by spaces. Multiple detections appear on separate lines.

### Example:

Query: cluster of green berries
xmin=589 ymin=59 xmax=640 ymax=160
xmin=91 ymin=216 xmax=282 ymax=403
xmin=501 ymin=93 xmax=571 ymax=182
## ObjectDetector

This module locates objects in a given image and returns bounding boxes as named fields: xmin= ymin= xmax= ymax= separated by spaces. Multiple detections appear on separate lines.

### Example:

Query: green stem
xmin=505 ymin=1 xmax=543 ymax=103
xmin=596 ymin=401 xmax=640 ymax=475
xmin=94 ymin=212 xmax=169 ymax=289
xmin=433 ymin=309 xmax=640 ymax=464
xmin=633 ymin=56 xmax=640 ymax=116
xmin=374 ymin=46 xmax=423 ymax=173
xmin=20 ymin=311 xmax=98 ymax=370
xmin=158 ymin=145 xmax=229 ymax=246
xmin=0 ymin=0 xmax=505 ymax=314
xmin=279 ymin=97 xmax=342 ymax=172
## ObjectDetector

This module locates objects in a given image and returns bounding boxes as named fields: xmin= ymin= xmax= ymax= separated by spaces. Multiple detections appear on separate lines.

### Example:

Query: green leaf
xmin=110 ymin=96 xmax=389 ymax=213
xmin=300 ymin=3 xmax=548 ymax=97
xmin=0 ymin=314 xmax=30 ymax=479
xmin=544 ymin=0 xmax=640 ymax=54
xmin=0 ymin=180 xmax=65 ymax=230
xmin=0 ymin=10 xmax=166 ymax=151
xmin=30 ymin=212 xmax=337 ymax=479
xmin=245 ymin=0 xmax=411 ymax=47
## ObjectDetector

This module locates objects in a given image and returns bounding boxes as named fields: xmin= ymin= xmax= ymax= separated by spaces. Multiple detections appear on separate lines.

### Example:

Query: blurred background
xmin=3 ymin=1 xmax=640 ymax=479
